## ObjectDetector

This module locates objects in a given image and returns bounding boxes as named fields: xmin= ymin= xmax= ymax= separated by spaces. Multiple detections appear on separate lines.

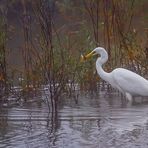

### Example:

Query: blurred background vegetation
xmin=0 ymin=0 xmax=148 ymax=107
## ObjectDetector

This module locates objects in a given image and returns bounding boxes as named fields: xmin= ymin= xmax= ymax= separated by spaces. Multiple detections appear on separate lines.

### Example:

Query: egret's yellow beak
xmin=80 ymin=51 xmax=96 ymax=62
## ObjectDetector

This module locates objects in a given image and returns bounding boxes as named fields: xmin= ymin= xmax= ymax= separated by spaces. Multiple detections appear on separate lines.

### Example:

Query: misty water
xmin=0 ymin=90 xmax=148 ymax=148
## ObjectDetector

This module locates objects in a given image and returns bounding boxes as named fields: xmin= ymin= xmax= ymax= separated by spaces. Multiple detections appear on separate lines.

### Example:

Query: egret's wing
xmin=112 ymin=68 xmax=148 ymax=96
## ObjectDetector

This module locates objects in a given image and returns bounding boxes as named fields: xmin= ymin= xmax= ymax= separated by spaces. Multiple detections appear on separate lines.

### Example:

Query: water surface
xmin=0 ymin=91 xmax=148 ymax=148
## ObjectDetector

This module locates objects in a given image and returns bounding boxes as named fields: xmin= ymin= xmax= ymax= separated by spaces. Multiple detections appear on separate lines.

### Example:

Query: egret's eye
xmin=92 ymin=52 xmax=98 ymax=56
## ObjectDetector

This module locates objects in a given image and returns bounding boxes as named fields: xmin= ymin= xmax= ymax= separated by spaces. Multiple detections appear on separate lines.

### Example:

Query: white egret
xmin=81 ymin=47 xmax=148 ymax=101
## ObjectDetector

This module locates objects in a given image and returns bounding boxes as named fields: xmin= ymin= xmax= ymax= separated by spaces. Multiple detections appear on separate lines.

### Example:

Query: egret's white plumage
xmin=82 ymin=47 xmax=148 ymax=101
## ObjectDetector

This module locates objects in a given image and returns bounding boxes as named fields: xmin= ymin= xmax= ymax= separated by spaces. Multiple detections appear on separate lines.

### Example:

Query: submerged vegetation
xmin=0 ymin=0 xmax=148 ymax=110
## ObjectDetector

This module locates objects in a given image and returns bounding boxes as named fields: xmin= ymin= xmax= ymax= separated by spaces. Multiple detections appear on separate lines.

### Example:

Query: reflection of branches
xmin=46 ymin=111 xmax=60 ymax=146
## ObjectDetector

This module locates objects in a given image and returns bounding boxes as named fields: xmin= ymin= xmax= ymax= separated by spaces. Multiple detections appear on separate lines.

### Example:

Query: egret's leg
xmin=125 ymin=92 xmax=133 ymax=102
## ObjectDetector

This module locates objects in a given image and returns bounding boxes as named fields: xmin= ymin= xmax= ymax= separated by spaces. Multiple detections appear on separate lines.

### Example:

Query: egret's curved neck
xmin=96 ymin=51 xmax=110 ymax=82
